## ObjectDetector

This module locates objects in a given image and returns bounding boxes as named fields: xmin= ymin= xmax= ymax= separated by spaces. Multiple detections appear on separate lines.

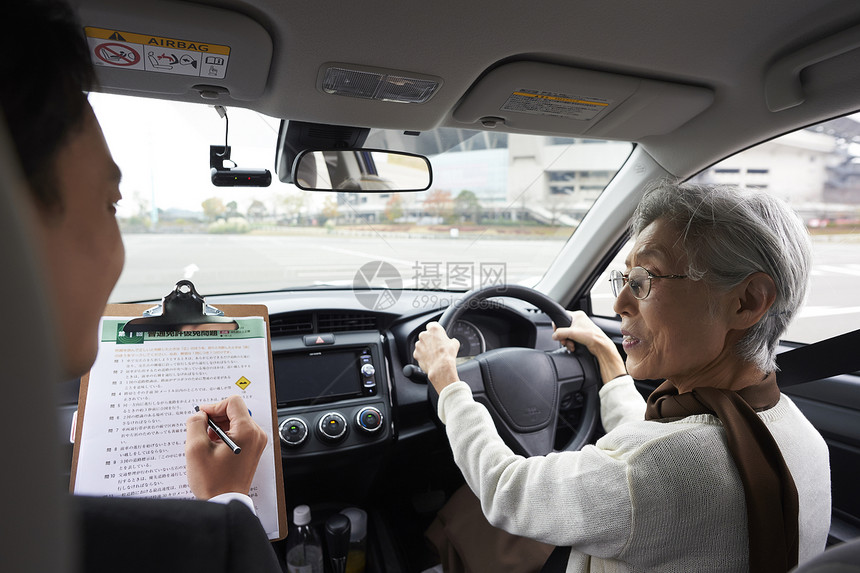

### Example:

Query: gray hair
xmin=630 ymin=180 xmax=811 ymax=372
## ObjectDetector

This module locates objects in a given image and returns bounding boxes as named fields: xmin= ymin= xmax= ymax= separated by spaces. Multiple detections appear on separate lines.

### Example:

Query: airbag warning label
xmin=502 ymin=90 xmax=611 ymax=120
xmin=84 ymin=27 xmax=230 ymax=79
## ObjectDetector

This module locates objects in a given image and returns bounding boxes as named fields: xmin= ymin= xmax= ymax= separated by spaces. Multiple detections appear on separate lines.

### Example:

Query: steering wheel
xmin=427 ymin=284 xmax=601 ymax=457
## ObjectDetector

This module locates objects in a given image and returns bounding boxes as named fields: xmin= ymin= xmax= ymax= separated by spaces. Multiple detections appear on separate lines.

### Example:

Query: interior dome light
xmin=321 ymin=66 xmax=440 ymax=104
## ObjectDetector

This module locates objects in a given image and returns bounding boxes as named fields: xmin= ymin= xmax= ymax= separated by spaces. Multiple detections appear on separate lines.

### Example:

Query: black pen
xmin=194 ymin=405 xmax=241 ymax=454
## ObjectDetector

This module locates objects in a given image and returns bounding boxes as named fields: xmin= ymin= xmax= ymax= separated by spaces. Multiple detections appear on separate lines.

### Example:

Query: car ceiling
xmin=76 ymin=0 xmax=860 ymax=178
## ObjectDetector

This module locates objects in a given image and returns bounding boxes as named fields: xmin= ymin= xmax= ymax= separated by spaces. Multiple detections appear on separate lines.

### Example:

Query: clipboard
xmin=70 ymin=280 xmax=287 ymax=541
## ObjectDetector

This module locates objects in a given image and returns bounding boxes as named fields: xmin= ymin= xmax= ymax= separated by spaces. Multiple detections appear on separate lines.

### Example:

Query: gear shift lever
xmin=325 ymin=514 xmax=351 ymax=573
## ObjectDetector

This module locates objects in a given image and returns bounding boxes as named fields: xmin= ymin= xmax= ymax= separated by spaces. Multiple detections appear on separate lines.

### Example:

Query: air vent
xmin=318 ymin=312 xmax=378 ymax=333
xmin=269 ymin=313 xmax=314 ymax=336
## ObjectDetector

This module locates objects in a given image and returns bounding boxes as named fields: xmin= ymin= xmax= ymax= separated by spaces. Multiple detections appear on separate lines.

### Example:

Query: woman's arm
xmin=438 ymin=382 xmax=633 ymax=554
xmin=413 ymin=318 xmax=636 ymax=554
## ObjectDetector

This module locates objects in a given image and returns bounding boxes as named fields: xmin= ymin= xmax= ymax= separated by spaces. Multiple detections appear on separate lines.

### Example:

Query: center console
xmin=271 ymin=332 xmax=392 ymax=457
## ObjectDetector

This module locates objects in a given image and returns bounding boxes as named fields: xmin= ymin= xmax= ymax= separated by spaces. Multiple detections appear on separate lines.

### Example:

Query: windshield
xmin=91 ymin=93 xmax=633 ymax=302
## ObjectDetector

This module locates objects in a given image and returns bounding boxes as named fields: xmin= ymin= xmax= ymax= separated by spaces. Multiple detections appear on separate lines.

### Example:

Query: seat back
xmin=0 ymin=119 xmax=71 ymax=571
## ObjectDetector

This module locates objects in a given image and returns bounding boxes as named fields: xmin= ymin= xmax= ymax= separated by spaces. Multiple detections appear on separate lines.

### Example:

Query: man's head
xmin=2 ymin=0 xmax=97 ymax=213
xmin=1 ymin=0 xmax=125 ymax=377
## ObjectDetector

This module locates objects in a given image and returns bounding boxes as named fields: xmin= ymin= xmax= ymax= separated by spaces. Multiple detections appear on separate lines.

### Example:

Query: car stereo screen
xmin=274 ymin=348 xmax=362 ymax=404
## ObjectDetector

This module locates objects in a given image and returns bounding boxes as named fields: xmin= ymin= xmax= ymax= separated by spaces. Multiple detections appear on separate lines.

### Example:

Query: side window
xmin=591 ymin=113 xmax=860 ymax=344
xmin=591 ymin=242 xmax=630 ymax=319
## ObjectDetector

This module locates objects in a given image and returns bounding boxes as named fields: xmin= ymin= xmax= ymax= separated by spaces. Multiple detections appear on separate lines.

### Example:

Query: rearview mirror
xmin=291 ymin=149 xmax=432 ymax=192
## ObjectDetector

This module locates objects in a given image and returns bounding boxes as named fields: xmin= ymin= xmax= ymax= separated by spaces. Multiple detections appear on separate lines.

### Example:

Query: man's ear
xmin=730 ymin=272 xmax=777 ymax=329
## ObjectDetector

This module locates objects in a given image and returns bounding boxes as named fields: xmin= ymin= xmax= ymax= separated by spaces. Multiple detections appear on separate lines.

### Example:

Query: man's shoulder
xmin=73 ymin=495 xmax=280 ymax=573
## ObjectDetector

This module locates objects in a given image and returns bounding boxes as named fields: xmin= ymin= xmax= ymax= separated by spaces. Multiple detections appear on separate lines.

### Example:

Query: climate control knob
xmin=279 ymin=417 xmax=308 ymax=447
xmin=318 ymin=412 xmax=348 ymax=441
xmin=355 ymin=406 xmax=384 ymax=433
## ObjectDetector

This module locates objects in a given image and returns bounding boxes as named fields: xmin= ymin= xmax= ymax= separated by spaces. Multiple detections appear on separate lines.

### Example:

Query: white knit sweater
xmin=437 ymin=375 xmax=831 ymax=572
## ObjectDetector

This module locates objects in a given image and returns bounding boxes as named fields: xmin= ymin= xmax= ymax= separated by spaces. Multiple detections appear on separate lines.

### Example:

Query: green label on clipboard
xmin=101 ymin=317 xmax=266 ymax=343
xmin=116 ymin=323 xmax=145 ymax=344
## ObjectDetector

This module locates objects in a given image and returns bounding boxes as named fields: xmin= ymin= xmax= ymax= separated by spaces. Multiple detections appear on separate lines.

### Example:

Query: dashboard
xmin=263 ymin=291 xmax=547 ymax=465
xmin=226 ymin=289 xmax=601 ymax=567
xmin=58 ymin=289 xmax=561 ymax=483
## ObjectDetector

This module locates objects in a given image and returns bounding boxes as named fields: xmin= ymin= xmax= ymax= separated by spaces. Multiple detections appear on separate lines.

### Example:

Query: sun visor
xmin=453 ymin=62 xmax=713 ymax=140
xmin=76 ymin=0 xmax=272 ymax=101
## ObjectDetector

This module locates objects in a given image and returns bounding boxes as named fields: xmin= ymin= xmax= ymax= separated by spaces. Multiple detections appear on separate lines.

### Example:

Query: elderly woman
xmin=414 ymin=182 xmax=831 ymax=573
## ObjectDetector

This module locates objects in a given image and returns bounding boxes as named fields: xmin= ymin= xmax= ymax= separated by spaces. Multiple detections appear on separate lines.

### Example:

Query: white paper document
xmin=72 ymin=316 xmax=281 ymax=539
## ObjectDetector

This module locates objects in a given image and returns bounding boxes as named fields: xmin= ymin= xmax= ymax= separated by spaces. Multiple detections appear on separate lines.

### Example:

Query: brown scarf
xmin=644 ymin=374 xmax=799 ymax=573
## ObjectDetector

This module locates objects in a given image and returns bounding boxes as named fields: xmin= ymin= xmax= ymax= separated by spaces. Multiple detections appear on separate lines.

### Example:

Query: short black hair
xmin=0 ymin=0 xmax=96 ymax=211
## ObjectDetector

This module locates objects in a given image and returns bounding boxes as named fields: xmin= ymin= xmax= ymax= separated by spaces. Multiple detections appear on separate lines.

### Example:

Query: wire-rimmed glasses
xmin=609 ymin=266 xmax=688 ymax=300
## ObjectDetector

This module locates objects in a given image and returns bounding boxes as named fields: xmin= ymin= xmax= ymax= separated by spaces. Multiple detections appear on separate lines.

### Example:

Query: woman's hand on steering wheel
xmin=552 ymin=310 xmax=627 ymax=384
xmin=413 ymin=322 xmax=461 ymax=395
xmin=551 ymin=310 xmax=611 ymax=353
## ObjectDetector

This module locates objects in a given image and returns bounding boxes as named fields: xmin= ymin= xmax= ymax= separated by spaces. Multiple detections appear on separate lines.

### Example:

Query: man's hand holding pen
xmin=185 ymin=395 xmax=267 ymax=499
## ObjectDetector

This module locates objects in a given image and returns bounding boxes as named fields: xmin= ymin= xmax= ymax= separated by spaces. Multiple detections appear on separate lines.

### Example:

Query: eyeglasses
xmin=609 ymin=266 xmax=688 ymax=300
